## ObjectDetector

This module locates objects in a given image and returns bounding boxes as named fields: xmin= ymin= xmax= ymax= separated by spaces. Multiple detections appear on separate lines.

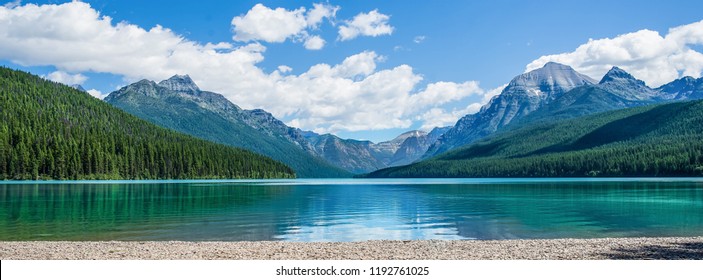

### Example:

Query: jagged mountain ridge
xmin=157 ymin=74 xmax=200 ymax=93
xmin=515 ymin=66 xmax=659 ymax=124
xmin=389 ymin=127 xmax=449 ymax=166
xmin=424 ymin=63 xmax=703 ymax=159
xmin=657 ymin=76 xmax=703 ymax=100
xmin=425 ymin=62 xmax=597 ymax=157
xmin=105 ymin=64 xmax=703 ymax=175
xmin=303 ymin=126 xmax=450 ymax=173
xmin=105 ymin=75 xmax=447 ymax=175
xmin=365 ymin=99 xmax=703 ymax=178
xmin=596 ymin=66 xmax=659 ymax=101
xmin=105 ymin=75 xmax=348 ymax=178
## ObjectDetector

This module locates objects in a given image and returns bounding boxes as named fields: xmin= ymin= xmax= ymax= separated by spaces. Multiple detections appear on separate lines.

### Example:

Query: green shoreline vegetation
xmin=366 ymin=100 xmax=703 ymax=178
xmin=0 ymin=67 xmax=295 ymax=180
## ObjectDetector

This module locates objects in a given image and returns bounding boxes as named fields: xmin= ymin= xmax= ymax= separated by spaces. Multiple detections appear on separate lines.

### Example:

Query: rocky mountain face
xmin=366 ymin=99 xmax=703 ymax=178
xmin=657 ymin=76 xmax=703 ymax=100
xmin=105 ymin=74 xmax=448 ymax=175
xmin=303 ymin=127 xmax=451 ymax=173
xmin=304 ymin=133 xmax=389 ymax=174
xmin=105 ymin=75 xmax=348 ymax=178
xmin=425 ymin=63 xmax=703 ymax=159
xmin=157 ymin=74 xmax=200 ymax=93
xmin=425 ymin=62 xmax=596 ymax=156
xmin=519 ymin=66 xmax=658 ymax=123
xmin=374 ymin=130 xmax=426 ymax=156
xmin=102 ymin=65 xmax=703 ymax=175
xmin=597 ymin=67 xmax=659 ymax=101
xmin=388 ymin=127 xmax=450 ymax=165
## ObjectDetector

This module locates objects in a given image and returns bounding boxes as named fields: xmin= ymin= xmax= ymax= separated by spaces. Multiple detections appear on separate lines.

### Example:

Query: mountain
xmin=303 ymin=127 xmax=451 ymax=173
xmin=157 ymin=74 xmax=200 ymax=93
xmin=374 ymin=130 xmax=426 ymax=155
xmin=105 ymin=75 xmax=349 ymax=178
xmin=517 ymin=66 xmax=657 ymax=123
xmin=0 ymin=67 xmax=294 ymax=180
xmin=303 ymin=133 xmax=389 ymax=174
xmin=388 ymin=127 xmax=450 ymax=166
xmin=425 ymin=62 xmax=596 ymax=156
xmin=70 ymin=84 xmax=86 ymax=92
xmin=597 ymin=66 xmax=659 ymax=101
xmin=106 ymin=74 xmax=448 ymax=175
xmin=657 ymin=76 xmax=703 ymax=100
xmin=365 ymin=99 xmax=703 ymax=178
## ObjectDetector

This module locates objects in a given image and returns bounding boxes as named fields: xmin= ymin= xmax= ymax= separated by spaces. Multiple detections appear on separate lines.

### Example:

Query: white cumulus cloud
xmin=46 ymin=70 xmax=87 ymax=85
xmin=526 ymin=20 xmax=703 ymax=87
xmin=0 ymin=1 xmax=268 ymax=84
xmin=303 ymin=35 xmax=325 ymax=50
xmin=338 ymin=10 xmax=394 ymax=41
xmin=482 ymin=84 xmax=507 ymax=103
xmin=230 ymin=3 xmax=337 ymax=50
xmin=86 ymin=89 xmax=107 ymax=99
xmin=417 ymin=83 xmax=508 ymax=131
xmin=417 ymin=103 xmax=481 ymax=131
xmin=0 ymin=2 xmax=483 ymax=134
xmin=231 ymin=4 xmax=307 ymax=43
xmin=3 ymin=0 xmax=20 ymax=9
xmin=267 ymin=51 xmax=483 ymax=133
xmin=277 ymin=65 xmax=292 ymax=73
xmin=306 ymin=3 xmax=339 ymax=28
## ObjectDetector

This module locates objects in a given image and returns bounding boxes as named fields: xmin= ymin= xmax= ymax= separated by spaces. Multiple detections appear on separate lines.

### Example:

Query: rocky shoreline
xmin=2 ymin=237 xmax=702 ymax=260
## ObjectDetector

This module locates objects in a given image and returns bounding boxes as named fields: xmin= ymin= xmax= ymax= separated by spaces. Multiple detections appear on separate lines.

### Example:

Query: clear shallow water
xmin=1 ymin=178 xmax=702 ymax=241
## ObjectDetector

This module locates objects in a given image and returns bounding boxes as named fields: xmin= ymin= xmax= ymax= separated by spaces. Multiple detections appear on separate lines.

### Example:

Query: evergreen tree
xmin=366 ymin=100 xmax=703 ymax=178
xmin=0 ymin=67 xmax=295 ymax=180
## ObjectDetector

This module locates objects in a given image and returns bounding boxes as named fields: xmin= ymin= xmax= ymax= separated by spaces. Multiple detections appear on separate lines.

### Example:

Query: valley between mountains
xmin=2 ymin=61 xmax=703 ymax=179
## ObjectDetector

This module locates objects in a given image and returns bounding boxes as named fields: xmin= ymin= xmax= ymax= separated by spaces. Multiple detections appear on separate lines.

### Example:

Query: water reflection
xmin=0 ymin=179 xmax=702 ymax=241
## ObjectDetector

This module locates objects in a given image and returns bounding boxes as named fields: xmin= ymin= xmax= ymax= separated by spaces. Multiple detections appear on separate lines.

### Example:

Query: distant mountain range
xmin=367 ymin=63 xmax=703 ymax=178
xmin=105 ymin=62 xmax=703 ymax=177
xmin=365 ymin=99 xmax=703 ymax=178
xmin=9 ymin=57 xmax=702 ymax=179
xmin=105 ymin=75 xmax=349 ymax=178
xmin=105 ymin=75 xmax=443 ymax=176
xmin=302 ymin=127 xmax=449 ymax=173
xmin=424 ymin=62 xmax=703 ymax=158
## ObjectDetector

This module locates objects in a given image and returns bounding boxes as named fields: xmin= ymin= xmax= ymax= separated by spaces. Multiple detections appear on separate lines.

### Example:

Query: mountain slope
xmin=425 ymin=64 xmax=700 ymax=159
xmin=105 ymin=75 xmax=349 ymax=178
xmin=0 ymin=67 xmax=294 ymax=180
xmin=303 ymin=133 xmax=389 ymax=174
xmin=597 ymin=66 xmax=659 ymax=100
xmin=388 ymin=127 xmax=450 ymax=166
xmin=516 ymin=67 xmax=657 ymax=124
xmin=366 ymin=100 xmax=703 ymax=178
xmin=425 ymin=62 xmax=596 ymax=156
xmin=657 ymin=76 xmax=703 ymax=100
xmin=303 ymin=127 xmax=450 ymax=173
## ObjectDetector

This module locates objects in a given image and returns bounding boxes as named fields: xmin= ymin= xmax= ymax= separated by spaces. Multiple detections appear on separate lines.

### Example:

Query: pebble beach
xmin=2 ymin=237 xmax=702 ymax=260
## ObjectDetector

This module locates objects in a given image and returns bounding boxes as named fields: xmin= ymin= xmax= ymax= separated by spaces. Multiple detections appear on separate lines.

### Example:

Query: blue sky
xmin=2 ymin=0 xmax=703 ymax=142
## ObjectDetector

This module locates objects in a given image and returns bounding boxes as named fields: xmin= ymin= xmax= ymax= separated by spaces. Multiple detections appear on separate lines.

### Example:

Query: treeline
xmin=106 ymin=79 xmax=351 ymax=178
xmin=0 ymin=67 xmax=295 ymax=180
xmin=366 ymin=100 xmax=703 ymax=178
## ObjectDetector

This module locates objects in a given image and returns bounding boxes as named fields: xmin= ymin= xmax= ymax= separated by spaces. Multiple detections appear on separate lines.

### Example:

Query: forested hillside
xmin=366 ymin=100 xmax=703 ymax=178
xmin=0 ymin=67 xmax=295 ymax=180
xmin=106 ymin=76 xmax=350 ymax=178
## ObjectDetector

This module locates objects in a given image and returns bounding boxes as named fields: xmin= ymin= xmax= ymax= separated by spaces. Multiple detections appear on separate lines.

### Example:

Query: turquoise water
xmin=1 ymin=178 xmax=702 ymax=241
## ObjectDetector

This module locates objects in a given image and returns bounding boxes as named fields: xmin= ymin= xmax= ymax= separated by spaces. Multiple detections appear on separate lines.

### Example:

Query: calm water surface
xmin=1 ymin=178 xmax=702 ymax=241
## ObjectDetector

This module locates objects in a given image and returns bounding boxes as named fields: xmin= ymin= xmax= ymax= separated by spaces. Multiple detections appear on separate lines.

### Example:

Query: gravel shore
xmin=2 ymin=237 xmax=702 ymax=260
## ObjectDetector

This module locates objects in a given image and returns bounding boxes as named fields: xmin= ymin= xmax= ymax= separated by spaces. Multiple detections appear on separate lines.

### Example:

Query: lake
xmin=1 ymin=178 xmax=702 ymax=241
